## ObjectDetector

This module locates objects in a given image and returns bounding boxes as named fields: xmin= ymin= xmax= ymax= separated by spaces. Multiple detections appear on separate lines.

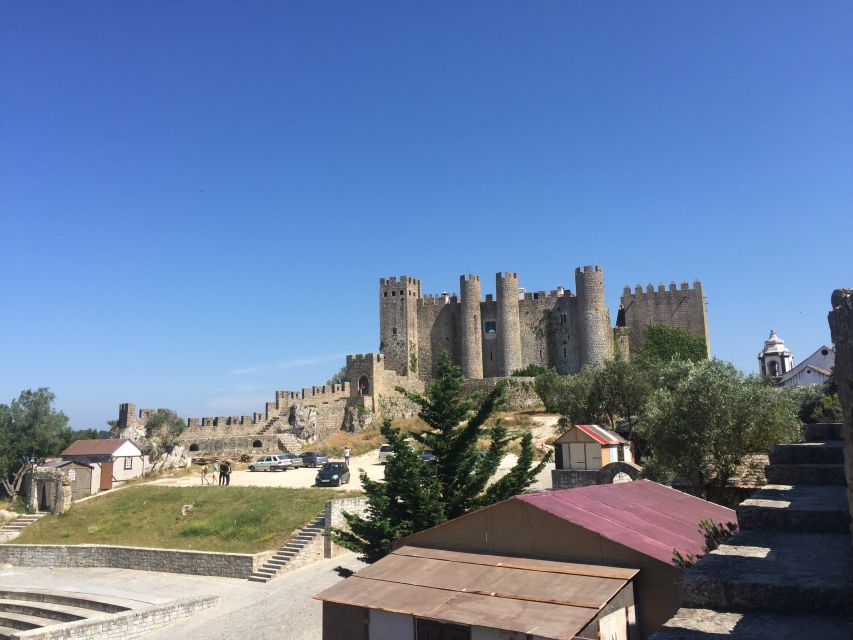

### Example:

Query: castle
xmin=116 ymin=265 xmax=709 ymax=457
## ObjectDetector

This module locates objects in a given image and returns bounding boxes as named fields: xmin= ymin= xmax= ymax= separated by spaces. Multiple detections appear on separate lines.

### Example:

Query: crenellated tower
xmin=496 ymin=272 xmax=523 ymax=376
xmin=575 ymin=265 xmax=614 ymax=366
xmin=459 ymin=274 xmax=484 ymax=379
xmin=379 ymin=276 xmax=421 ymax=376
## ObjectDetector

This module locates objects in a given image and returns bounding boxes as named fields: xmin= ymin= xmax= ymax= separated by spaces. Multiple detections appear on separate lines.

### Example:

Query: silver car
xmin=248 ymin=455 xmax=290 ymax=472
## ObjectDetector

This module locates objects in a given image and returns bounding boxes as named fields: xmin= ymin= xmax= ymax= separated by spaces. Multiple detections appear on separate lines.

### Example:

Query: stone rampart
xmin=828 ymin=288 xmax=853 ymax=545
xmin=0 ymin=544 xmax=267 ymax=578
xmin=324 ymin=497 xmax=369 ymax=558
xmin=462 ymin=377 xmax=541 ymax=411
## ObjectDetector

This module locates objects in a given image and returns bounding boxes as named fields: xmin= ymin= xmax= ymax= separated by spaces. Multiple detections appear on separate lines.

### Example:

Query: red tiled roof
xmin=516 ymin=480 xmax=736 ymax=564
xmin=60 ymin=438 xmax=135 ymax=456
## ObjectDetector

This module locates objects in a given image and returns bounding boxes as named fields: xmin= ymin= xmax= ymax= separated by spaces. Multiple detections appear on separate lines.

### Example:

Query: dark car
xmin=315 ymin=462 xmax=350 ymax=487
xmin=277 ymin=453 xmax=304 ymax=469
xmin=300 ymin=451 xmax=329 ymax=468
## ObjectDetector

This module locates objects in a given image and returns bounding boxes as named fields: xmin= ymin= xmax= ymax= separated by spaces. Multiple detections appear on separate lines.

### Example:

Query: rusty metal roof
xmin=516 ymin=480 xmax=736 ymax=564
xmin=554 ymin=424 xmax=628 ymax=445
xmin=315 ymin=546 xmax=636 ymax=639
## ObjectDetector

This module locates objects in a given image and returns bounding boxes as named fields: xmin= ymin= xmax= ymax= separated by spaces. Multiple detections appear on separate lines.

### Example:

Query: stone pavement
xmin=0 ymin=553 xmax=365 ymax=639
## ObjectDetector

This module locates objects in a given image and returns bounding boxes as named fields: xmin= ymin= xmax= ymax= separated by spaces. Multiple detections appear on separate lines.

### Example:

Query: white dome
xmin=761 ymin=330 xmax=790 ymax=356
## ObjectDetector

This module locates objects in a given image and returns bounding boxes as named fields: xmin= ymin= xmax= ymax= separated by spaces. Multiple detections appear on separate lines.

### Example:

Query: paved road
xmin=0 ymin=554 xmax=365 ymax=640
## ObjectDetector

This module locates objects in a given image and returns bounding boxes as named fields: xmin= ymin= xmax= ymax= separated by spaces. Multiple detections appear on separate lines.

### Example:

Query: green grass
xmin=11 ymin=485 xmax=359 ymax=554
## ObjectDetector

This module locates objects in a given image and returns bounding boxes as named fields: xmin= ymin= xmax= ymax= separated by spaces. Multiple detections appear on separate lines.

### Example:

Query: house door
xmin=99 ymin=462 xmax=113 ymax=490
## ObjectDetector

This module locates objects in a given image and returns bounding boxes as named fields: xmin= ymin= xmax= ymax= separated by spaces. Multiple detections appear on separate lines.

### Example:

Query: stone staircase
xmin=652 ymin=423 xmax=853 ymax=639
xmin=0 ymin=514 xmax=45 ymax=542
xmin=247 ymin=514 xmax=325 ymax=583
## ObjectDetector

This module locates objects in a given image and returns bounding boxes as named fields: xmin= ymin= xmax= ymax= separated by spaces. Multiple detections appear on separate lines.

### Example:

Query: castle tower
xmin=496 ymin=272 xmax=523 ymax=376
xmin=575 ymin=265 xmax=614 ymax=366
xmin=379 ymin=276 xmax=421 ymax=377
xmin=758 ymin=330 xmax=794 ymax=379
xmin=460 ymin=274 xmax=484 ymax=379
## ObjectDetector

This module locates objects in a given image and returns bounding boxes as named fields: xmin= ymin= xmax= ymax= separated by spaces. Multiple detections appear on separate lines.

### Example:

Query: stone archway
xmin=598 ymin=462 xmax=642 ymax=484
xmin=358 ymin=375 xmax=370 ymax=396
xmin=189 ymin=443 xmax=199 ymax=452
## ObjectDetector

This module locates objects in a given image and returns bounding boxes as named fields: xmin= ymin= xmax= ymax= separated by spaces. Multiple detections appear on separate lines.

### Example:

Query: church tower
xmin=758 ymin=330 xmax=794 ymax=380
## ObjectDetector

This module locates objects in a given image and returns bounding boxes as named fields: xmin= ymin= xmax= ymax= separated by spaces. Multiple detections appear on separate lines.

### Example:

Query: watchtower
xmin=575 ymin=265 xmax=614 ymax=366
xmin=460 ymin=275 xmax=484 ymax=379
xmin=379 ymin=276 xmax=421 ymax=376
xmin=496 ymin=272 xmax=523 ymax=376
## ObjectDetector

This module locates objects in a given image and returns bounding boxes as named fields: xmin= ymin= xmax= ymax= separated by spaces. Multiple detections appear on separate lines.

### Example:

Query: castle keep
xmin=116 ymin=265 xmax=708 ymax=457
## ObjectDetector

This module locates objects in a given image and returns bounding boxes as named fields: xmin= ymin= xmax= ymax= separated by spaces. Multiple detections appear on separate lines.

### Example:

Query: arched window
xmin=358 ymin=376 xmax=370 ymax=396
xmin=252 ymin=440 xmax=262 ymax=448
xmin=189 ymin=443 xmax=199 ymax=452
xmin=769 ymin=361 xmax=779 ymax=376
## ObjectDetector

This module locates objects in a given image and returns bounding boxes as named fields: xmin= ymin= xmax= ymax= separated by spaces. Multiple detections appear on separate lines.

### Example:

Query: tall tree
xmin=331 ymin=351 xmax=550 ymax=562
xmin=0 ymin=388 xmax=74 ymax=482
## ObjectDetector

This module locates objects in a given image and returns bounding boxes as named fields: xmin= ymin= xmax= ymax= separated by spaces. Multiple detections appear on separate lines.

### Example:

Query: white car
xmin=378 ymin=444 xmax=395 ymax=464
xmin=248 ymin=455 xmax=291 ymax=472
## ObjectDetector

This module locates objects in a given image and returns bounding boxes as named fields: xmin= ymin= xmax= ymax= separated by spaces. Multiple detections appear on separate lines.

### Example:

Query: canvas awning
xmin=315 ymin=546 xmax=637 ymax=639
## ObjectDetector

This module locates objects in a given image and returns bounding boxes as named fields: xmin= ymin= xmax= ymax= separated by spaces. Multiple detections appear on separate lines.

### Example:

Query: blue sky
xmin=1 ymin=2 xmax=851 ymax=428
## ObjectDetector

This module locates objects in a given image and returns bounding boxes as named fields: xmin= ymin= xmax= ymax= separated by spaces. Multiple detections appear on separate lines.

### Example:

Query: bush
xmin=512 ymin=364 xmax=547 ymax=378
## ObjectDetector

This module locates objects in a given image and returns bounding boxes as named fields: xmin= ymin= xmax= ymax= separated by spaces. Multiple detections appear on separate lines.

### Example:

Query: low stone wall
xmin=178 ymin=434 xmax=286 ymax=458
xmin=463 ymin=377 xmax=541 ymax=411
xmin=324 ymin=497 xmax=369 ymax=558
xmin=13 ymin=594 xmax=218 ymax=640
xmin=0 ymin=545 xmax=263 ymax=579
xmin=551 ymin=469 xmax=601 ymax=490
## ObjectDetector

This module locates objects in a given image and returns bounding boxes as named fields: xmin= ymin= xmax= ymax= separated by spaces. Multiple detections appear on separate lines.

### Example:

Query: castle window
xmin=392 ymin=291 xmax=396 ymax=296
xmin=490 ymin=351 xmax=493 ymax=361
xmin=392 ymin=328 xmax=397 ymax=335
xmin=484 ymin=321 xmax=496 ymax=334
xmin=358 ymin=376 xmax=370 ymax=395
xmin=560 ymin=313 xmax=567 ymax=325
xmin=383 ymin=292 xmax=388 ymax=297
xmin=563 ymin=348 xmax=567 ymax=358
xmin=400 ymin=290 xmax=404 ymax=296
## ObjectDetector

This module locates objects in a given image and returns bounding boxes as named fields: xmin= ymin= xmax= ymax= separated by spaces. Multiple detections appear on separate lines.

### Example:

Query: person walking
xmin=218 ymin=461 xmax=227 ymax=486
xmin=344 ymin=447 xmax=351 ymax=467
xmin=211 ymin=461 xmax=219 ymax=484
xmin=200 ymin=463 xmax=210 ymax=485
xmin=222 ymin=461 xmax=232 ymax=486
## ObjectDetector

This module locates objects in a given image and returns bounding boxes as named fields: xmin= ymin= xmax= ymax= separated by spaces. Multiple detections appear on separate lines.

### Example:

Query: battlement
xmin=623 ymin=280 xmax=703 ymax=298
xmin=521 ymin=289 xmax=574 ymax=302
xmin=346 ymin=353 xmax=384 ymax=365
xmin=461 ymin=274 xmax=480 ymax=283
xmin=274 ymin=383 xmax=351 ymax=402
xmin=576 ymin=265 xmax=603 ymax=275
xmin=419 ymin=293 xmax=459 ymax=306
xmin=497 ymin=271 xmax=519 ymax=281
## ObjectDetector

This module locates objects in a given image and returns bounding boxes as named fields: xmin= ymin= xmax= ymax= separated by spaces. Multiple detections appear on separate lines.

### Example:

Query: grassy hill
xmin=11 ymin=485 xmax=357 ymax=553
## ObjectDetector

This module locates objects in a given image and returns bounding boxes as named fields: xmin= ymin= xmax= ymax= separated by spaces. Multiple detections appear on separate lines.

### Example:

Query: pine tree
xmin=331 ymin=351 xmax=551 ymax=562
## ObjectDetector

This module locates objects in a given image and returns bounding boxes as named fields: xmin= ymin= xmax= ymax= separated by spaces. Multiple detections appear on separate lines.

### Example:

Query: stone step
xmin=0 ymin=598 xmax=97 ymax=622
xmin=0 ymin=589 xmax=135 ymax=614
xmin=804 ymin=423 xmax=843 ymax=442
xmin=768 ymin=441 xmax=845 ymax=465
xmin=736 ymin=484 xmax=851 ymax=534
xmin=247 ymin=575 xmax=269 ymax=583
xmin=764 ymin=463 xmax=846 ymax=485
xmin=650 ymin=608 xmax=853 ymax=639
xmin=0 ymin=610 xmax=54 ymax=630
xmin=0 ymin=625 xmax=18 ymax=640
xmin=255 ymin=567 xmax=278 ymax=576
xmin=267 ymin=559 xmax=289 ymax=567
xmin=681 ymin=531 xmax=853 ymax=615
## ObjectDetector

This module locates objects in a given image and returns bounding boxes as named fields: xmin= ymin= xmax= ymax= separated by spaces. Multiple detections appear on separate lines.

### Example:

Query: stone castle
xmin=115 ymin=265 xmax=709 ymax=457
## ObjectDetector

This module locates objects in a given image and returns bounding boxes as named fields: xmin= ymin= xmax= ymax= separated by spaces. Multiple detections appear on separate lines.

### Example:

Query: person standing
xmin=218 ymin=461 xmax=228 ymax=486
xmin=211 ymin=461 xmax=219 ymax=484
xmin=223 ymin=461 xmax=232 ymax=486
xmin=344 ymin=447 xmax=351 ymax=467
xmin=200 ymin=464 xmax=210 ymax=485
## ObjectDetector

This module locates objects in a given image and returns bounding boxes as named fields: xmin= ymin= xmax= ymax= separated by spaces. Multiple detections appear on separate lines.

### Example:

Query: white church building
xmin=758 ymin=330 xmax=834 ymax=387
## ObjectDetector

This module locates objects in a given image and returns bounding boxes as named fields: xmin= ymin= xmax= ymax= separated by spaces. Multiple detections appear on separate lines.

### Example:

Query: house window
xmin=67 ymin=469 xmax=76 ymax=481
xmin=618 ymin=445 xmax=625 ymax=462
xmin=484 ymin=321 xmax=496 ymax=334
xmin=123 ymin=457 xmax=132 ymax=470
xmin=416 ymin=619 xmax=470 ymax=640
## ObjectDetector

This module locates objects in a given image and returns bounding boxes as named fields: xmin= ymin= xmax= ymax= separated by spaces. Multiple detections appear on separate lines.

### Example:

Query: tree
xmin=638 ymin=324 xmax=708 ymax=363
xmin=326 ymin=366 xmax=347 ymax=386
xmin=636 ymin=359 xmax=799 ymax=493
xmin=331 ymin=351 xmax=550 ymax=562
xmin=591 ymin=358 xmax=654 ymax=431
xmin=0 ymin=388 xmax=74 ymax=483
xmin=142 ymin=410 xmax=186 ymax=457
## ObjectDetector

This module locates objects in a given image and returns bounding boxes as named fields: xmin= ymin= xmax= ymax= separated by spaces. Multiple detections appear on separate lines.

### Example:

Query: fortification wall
xmin=416 ymin=293 xmax=460 ymax=381
xmin=550 ymin=294 xmax=582 ymax=374
xmin=827 ymin=288 xmax=853 ymax=544
xmin=620 ymin=280 xmax=709 ymax=356
xmin=379 ymin=276 xmax=420 ymax=376
xmin=518 ymin=291 xmax=553 ymax=372
xmin=462 ymin=376 xmax=541 ymax=411
xmin=178 ymin=434 xmax=288 ymax=457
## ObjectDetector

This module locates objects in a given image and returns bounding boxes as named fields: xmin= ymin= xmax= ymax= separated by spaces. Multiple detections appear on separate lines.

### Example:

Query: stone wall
xmin=462 ymin=377 xmax=541 ymax=411
xmin=551 ymin=469 xmax=602 ymax=490
xmin=13 ymin=595 xmax=218 ymax=640
xmin=0 ymin=545 xmax=266 ymax=578
xmin=324 ymin=497 xmax=369 ymax=558
xmin=620 ymin=280 xmax=710 ymax=356
xmin=828 ymin=288 xmax=853 ymax=545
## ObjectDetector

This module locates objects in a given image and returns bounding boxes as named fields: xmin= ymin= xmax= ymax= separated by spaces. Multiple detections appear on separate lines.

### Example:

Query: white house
xmin=779 ymin=345 xmax=835 ymax=387
xmin=60 ymin=438 xmax=146 ymax=490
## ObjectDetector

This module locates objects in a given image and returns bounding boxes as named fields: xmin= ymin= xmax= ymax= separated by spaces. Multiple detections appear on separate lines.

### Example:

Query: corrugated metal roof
xmin=315 ymin=546 xmax=636 ymax=639
xmin=554 ymin=424 xmax=627 ymax=445
xmin=43 ymin=460 xmax=93 ymax=469
xmin=60 ymin=439 xmax=134 ymax=456
xmin=516 ymin=480 xmax=736 ymax=565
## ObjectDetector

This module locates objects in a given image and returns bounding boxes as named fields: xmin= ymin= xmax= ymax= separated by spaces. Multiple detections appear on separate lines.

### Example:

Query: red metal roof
xmin=575 ymin=424 xmax=627 ymax=445
xmin=516 ymin=480 xmax=736 ymax=565
xmin=60 ymin=438 xmax=136 ymax=456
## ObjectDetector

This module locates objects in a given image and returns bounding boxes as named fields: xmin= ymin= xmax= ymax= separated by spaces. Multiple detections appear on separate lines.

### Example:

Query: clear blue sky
xmin=1 ymin=2 xmax=851 ymax=429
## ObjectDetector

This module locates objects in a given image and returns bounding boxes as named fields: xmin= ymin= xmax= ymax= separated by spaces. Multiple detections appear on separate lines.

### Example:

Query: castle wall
xmin=518 ymin=292 xmax=553 ymax=371
xmin=481 ymin=296 xmax=500 ymax=378
xmin=620 ymin=280 xmax=709 ymax=356
xmin=416 ymin=294 xmax=460 ymax=381
xmin=379 ymin=276 xmax=421 ymax=376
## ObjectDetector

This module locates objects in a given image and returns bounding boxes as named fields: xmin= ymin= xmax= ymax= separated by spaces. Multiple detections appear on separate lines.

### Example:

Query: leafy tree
xmin=638 ymin=324 xmax=708 ymax=363
xmin=636 ymin=359 xmax=799 ymax=493
xmin=591 ymin=358 xmax=654 ymax=431
xmin=74 ymin=428 xmax=102 ymax=440
xmin=512 ymin=364 xmax=547 ymax=378
xmin=0 ymin=388 xmax=74 ymax=482
xmin=784 ymin=378 xmax=843 ymax=424
xmin=534 ymin=367 xmax=600 ymax=426
xmin=332 ymin=351 xmax=550 ymax=562
xmin=142 ymin=410 xmax=186 ymax=457
xmin=326 ymin=366 xmax=347 ymax=386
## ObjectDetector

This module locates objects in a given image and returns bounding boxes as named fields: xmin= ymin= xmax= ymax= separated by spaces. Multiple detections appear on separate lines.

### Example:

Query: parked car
xmin=248 ymin=455 xmax=290 ymax=472
xmin=419 ymin=450 xmax=437 ymax=463
xmin=277 ymin=453 xmax=304 ymax=468
xmin=300 ymin=451 xmax=329 ymax=468
xmin=378 ymin=444 xmax=394 ymax=464
xmin=315 ymin=462 xmax=350 ymax=487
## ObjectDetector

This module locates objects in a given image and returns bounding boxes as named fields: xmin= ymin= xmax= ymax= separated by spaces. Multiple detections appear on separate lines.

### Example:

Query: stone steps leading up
xmin=768 ymin=441 xmax=844 ymax=465
xmin=803 ymin=422 xmax=843 ymax=442
xmin=651 ymin=608 xmax=853 ymax=639
xmin=680 ymin=531 xmax=853 ymax=615
xmin=764 ymin=463 xmax=845 ymax=485
xmin=0 ymin=610 xmax=55 ymax=631
xmin=0 ymin=589 xmax=135 ymax=614
xmin=0 ymin=625 xmax=18 ymax=640
xmin=247 ymin=514 xmax=325 ymax=583
xmin=0 ymin=598 xmax=98 ymax=623
xmin=736 ymin=484 xmax=850 ymax=534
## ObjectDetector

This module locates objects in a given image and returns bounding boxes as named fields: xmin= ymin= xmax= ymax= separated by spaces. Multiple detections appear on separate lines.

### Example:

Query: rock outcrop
xmin=829 ymin=288 xmax=853 ymax=545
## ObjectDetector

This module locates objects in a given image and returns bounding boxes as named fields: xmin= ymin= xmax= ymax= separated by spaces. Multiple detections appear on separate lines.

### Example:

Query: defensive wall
xmin=620 ymin=280 xmax=710 ymax=356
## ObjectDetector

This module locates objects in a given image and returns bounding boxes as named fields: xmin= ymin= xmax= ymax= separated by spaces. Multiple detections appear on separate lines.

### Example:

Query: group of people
xmin=200 ymin=460 xmax=232 ymax=486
